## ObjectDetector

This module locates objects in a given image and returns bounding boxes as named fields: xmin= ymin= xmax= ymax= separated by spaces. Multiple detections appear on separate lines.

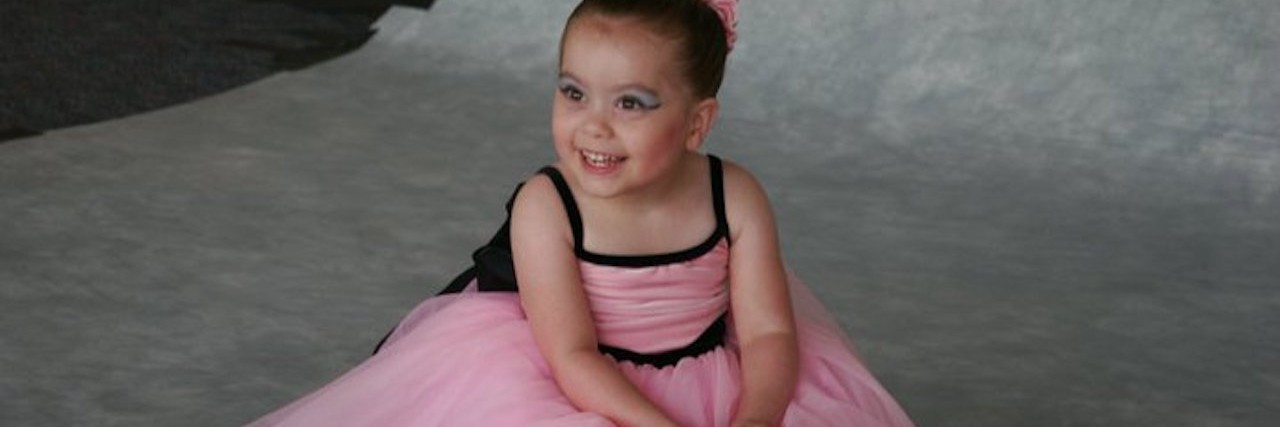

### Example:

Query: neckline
xmin=540 ymin=155 xmax=730 ymax=268
xmin=579 ymin=234 xmax=726 ymax=267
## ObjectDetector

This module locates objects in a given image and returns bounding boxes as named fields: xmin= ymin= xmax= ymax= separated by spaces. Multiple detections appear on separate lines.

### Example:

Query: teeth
xmin=581 ymin=150 xmax=623 ymax=167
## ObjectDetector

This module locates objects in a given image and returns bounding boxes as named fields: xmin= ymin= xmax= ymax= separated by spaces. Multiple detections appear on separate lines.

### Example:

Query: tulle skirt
xmin=247 ymin=275 xmax=913 ymax=426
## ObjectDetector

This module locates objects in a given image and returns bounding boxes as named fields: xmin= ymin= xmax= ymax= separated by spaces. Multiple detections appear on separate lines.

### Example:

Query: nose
xmin=578 ymin=102 xmax=612 ymax=140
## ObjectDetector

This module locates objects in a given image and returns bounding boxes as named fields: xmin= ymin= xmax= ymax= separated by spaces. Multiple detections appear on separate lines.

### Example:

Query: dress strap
xmin=540 ymin=157 xmax=729 ymax=258
xmin=708 ymin=155 xmax=730 ymax=242
xmin=537 ymin=167 xmax=585 ymax=254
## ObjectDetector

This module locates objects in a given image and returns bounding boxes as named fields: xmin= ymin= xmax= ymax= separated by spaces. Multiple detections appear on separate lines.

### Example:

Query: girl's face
xmin=553 ymin=15 xmax=715 ymax=200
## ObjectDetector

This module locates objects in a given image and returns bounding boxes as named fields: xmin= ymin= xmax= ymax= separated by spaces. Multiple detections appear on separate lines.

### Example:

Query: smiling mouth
xmin=580 ymin=149 xmax=626 ymax=169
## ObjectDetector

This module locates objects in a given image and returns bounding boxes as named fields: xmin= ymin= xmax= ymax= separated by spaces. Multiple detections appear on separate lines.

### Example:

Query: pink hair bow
xmin=705 ymin=0 xmax=739 ymax=49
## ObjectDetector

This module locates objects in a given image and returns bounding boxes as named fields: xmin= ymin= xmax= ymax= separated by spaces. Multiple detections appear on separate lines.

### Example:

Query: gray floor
xmin=2 ymin=1 xmax=1278 ymax=426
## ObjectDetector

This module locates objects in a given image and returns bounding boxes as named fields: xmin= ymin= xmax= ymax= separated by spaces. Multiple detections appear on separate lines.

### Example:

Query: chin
xmin=573 ymin=171 xmax=629 ymax=199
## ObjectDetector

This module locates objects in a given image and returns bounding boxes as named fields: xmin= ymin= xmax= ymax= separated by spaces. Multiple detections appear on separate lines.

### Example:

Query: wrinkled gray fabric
xmin=1 ymin=1 xmax=1277 ymax=426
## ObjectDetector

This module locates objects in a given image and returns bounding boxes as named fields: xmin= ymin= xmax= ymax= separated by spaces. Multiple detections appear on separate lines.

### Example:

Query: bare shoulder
xmin=720 ymin=158 xmax=769 ymax=199
xmin=510 ymin=173 xmax=573 ymax=246
xmin=718 ymin=159 xmax=777 ymax=242
xmin=512 ymin=174 xmax=559 ymax=215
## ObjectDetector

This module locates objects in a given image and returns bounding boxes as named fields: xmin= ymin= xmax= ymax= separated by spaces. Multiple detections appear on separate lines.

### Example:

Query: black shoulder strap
xmin=708 ymin=155 xmax=730 ymax=241
xmin=538 ymin=167 xmax=585 ymax=254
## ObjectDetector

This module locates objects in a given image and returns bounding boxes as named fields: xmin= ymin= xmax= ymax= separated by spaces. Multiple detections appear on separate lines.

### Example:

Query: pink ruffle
xmin=705 ymin=0 xmax=739 ymax=49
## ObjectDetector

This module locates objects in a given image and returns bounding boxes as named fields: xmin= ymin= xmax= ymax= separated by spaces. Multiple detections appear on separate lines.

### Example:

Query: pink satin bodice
xmin=580 ymin=239 xmax=730 ymax=354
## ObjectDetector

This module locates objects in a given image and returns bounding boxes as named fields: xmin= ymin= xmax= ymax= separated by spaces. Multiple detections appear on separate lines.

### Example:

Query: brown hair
xmin=563 ymin=0 xmax=730 ymax=99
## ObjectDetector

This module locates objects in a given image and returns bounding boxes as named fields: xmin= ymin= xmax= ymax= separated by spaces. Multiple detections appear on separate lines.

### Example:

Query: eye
xmin=616 ymin=93 xmax=660 ymax=111
xmin=558 ymin=81 xmax=585 ymax=102
xmin=617 ymin=96 xmax=642 ymax=110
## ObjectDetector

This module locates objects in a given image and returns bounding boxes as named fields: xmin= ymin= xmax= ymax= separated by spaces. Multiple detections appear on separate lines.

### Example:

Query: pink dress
xmin=247 ymin=156 xmax=914 ymax=426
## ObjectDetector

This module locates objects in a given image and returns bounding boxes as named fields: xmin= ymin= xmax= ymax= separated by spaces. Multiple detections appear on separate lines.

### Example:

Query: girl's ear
xmin=685 ymin=97 xmax=720 ymax=151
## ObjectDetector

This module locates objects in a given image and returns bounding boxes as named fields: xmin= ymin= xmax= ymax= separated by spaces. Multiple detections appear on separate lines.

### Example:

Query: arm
xmin=722 ymin=162 xmax=799 ymax=427
xmin=511 ymin=176 xmax=681 ymax=427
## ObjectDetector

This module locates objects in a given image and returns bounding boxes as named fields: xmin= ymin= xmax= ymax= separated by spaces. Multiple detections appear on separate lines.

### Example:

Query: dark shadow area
xmin=0 ymin=0 xmax=434 ymax=142
xmin=0 ymin=127 xmax=43 ymax=143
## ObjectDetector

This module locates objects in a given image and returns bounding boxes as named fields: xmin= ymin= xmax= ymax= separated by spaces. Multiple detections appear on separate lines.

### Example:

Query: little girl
xmin=248 ymin=0 xmax=913 ymax=426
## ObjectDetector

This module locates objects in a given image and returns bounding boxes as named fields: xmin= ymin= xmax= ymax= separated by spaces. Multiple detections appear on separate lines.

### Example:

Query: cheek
xmin=650 ymin=116 xmax=690 ymax=148
xmin=620 ymin=122 xmax=685 ymax=158
xmin=551 ymin=106 xmax=573 ymax=145
xmin=551 ymin=113 xmax=585 ymax=162
xmin=664 ymin=120 xmax=688 ymax=143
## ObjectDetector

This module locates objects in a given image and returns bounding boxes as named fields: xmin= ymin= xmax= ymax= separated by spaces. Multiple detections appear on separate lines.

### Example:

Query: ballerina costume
xmin=247 ymin=155 xmax=914 ymax=426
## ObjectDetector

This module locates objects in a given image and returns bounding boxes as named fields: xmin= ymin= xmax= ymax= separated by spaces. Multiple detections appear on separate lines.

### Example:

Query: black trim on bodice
xmin=598 ymin=313 xmax=727 ymax=368
xmin=539 ymin=155 xmax=729 ymax=267
xmin=377 ymin=156 xmax=732 ymax=367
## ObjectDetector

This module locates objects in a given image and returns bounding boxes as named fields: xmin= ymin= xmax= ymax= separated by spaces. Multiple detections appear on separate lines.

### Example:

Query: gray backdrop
xmin=1 ymin=0 xmax=1277 ymax=425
